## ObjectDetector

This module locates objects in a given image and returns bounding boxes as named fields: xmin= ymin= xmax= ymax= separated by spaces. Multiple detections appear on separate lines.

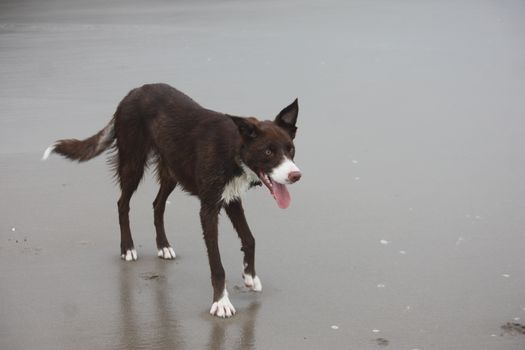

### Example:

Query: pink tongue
xmin=272 ymin=181 xmax=291 ymax=209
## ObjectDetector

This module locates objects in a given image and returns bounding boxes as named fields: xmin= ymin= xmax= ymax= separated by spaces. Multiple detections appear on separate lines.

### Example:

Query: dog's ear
xmin=275 ymin=98 xmax=298 ymax=139
xmin=230 ymin=116 xmax=259 ymax=141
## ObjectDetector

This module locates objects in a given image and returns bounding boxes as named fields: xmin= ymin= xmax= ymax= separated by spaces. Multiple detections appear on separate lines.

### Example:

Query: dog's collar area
xmin=239 ymin=162 xmax=261 ymax=187
xmin=236 ymin=159 xmax=262 ymax=188
xmin=221 ymin=160 xmax=261 ymax=204
xmin=239 ymin=161 xmax=256 ymax=177
xmin=250 ymin=180 xmax=262 ymax=188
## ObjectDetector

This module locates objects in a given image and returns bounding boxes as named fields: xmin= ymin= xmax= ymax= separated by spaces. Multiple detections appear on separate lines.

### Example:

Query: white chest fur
xmin=221 ymin=163 xmax=259 ymax=204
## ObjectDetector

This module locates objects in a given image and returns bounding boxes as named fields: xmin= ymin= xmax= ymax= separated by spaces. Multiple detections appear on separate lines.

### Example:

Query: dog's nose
xmin=288 ymin=171 xmax=302 ymax=183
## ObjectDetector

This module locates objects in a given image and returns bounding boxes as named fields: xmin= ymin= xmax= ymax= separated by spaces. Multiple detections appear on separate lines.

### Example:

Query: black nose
xmin=288 ymin=171 xmax=302 ymax=183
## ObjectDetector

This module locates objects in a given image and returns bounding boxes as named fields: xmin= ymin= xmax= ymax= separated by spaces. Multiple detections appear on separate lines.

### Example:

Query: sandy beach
xmin=1 ymin=0 xmax=525 ymax=349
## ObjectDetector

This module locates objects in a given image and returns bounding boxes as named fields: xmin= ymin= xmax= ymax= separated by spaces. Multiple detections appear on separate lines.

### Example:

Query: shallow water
xmin=1 ymin=0 xmax=525 ymax=349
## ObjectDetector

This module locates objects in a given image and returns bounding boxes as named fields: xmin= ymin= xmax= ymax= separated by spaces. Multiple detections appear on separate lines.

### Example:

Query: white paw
xmin=210 ymin=289 xmax=236 ymax=318
xmin=243 ymin=273 xmax=262 ymax=292
xmin=121 ymin=249 xmax=138 ymax=261
xmin=157 ymin=247 xmax=176 ymax=260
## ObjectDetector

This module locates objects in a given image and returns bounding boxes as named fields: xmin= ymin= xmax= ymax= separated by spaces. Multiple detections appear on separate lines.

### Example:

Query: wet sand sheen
xmin=1 ymin=0 xmax=525 ymax=349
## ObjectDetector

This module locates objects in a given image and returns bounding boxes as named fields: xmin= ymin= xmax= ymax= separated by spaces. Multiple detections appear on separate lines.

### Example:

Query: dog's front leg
xmin=200 ymin=202 xmax=236 ymax=318
xmin=224 ymin=200 xmax=262 ymax=292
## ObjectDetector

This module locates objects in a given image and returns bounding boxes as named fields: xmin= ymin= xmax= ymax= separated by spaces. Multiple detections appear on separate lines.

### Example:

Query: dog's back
xmin=112 ymin=83 xmax=242 ymax=196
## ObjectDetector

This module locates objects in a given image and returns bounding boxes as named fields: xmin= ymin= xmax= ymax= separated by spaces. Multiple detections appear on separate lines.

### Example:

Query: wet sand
xmin=1 ymin=0 xmax=525 ymax=349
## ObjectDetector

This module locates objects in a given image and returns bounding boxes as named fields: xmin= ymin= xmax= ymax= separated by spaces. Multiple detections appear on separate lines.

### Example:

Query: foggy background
xmin=1 ymin=1 xmax=524 ymax=349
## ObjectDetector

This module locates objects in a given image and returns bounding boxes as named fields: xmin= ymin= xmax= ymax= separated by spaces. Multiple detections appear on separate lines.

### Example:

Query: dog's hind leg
xmin=117 ymin=170 xmax=143 ymax=261
xmin=224 ymin=200 xmax=262 ymax=292
xmin=153 ymin=166 xmax=177 ymax=259
xmin=116 ymin=151 xmax=148 ymax=261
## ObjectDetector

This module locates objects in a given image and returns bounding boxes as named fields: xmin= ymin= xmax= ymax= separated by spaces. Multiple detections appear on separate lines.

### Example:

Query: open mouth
xmin=258 ymin=171 xmax=291 ymax=209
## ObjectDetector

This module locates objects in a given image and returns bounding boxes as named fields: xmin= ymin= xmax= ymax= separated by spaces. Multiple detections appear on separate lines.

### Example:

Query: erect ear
xmin=230 ymin=116 xmax=259 ymax=141
xmin=275 ymin=98 xmax=298 ymax=139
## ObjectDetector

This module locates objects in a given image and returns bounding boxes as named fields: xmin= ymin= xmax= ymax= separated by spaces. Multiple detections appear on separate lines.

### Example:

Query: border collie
xmin=43 ymin=83 xmax=301 ymax=317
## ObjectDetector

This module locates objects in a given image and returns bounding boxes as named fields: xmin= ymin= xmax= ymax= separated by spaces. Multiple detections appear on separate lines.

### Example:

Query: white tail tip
xmin=42 ymin=145 xmax=55 ymax=161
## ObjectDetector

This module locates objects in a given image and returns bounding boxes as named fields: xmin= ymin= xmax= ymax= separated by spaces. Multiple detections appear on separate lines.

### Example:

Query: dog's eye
xmin=265 ymin=148 xmax=273 ymax=156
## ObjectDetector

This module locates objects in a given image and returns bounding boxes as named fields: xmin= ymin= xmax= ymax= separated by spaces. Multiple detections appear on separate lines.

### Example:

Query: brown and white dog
xmin=43 ymin=83 xmax=301 ymax=317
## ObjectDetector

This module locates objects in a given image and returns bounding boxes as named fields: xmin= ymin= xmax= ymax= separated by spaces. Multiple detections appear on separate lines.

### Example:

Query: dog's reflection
xmin=118 ymin=261 xmax=260 ymax=349
xmin=207 ymin=300 xmax=261 ymax=350
xmin=118 ymin=260 xmax=181 ymax=349
xmin=118 ymin=262 xmax=137 ymax=349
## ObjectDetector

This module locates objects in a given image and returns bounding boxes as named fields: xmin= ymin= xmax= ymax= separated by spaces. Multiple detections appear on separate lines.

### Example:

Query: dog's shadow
xmin=118 ymin=260 xmax=260 ymax=349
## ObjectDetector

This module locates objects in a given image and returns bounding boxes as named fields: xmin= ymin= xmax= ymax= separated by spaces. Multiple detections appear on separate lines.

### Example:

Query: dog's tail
xmin=42 ymin=118 xmax=116 ymax=162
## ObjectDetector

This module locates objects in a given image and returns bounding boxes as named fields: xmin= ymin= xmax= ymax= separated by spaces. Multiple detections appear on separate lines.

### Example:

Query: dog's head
xmin=231 ymin=99 xmax=301 ymax=209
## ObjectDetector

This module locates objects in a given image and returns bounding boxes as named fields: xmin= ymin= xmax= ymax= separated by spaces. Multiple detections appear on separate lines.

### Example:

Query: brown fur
xmin=46 ymin=83 xmax=299 ymax=312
